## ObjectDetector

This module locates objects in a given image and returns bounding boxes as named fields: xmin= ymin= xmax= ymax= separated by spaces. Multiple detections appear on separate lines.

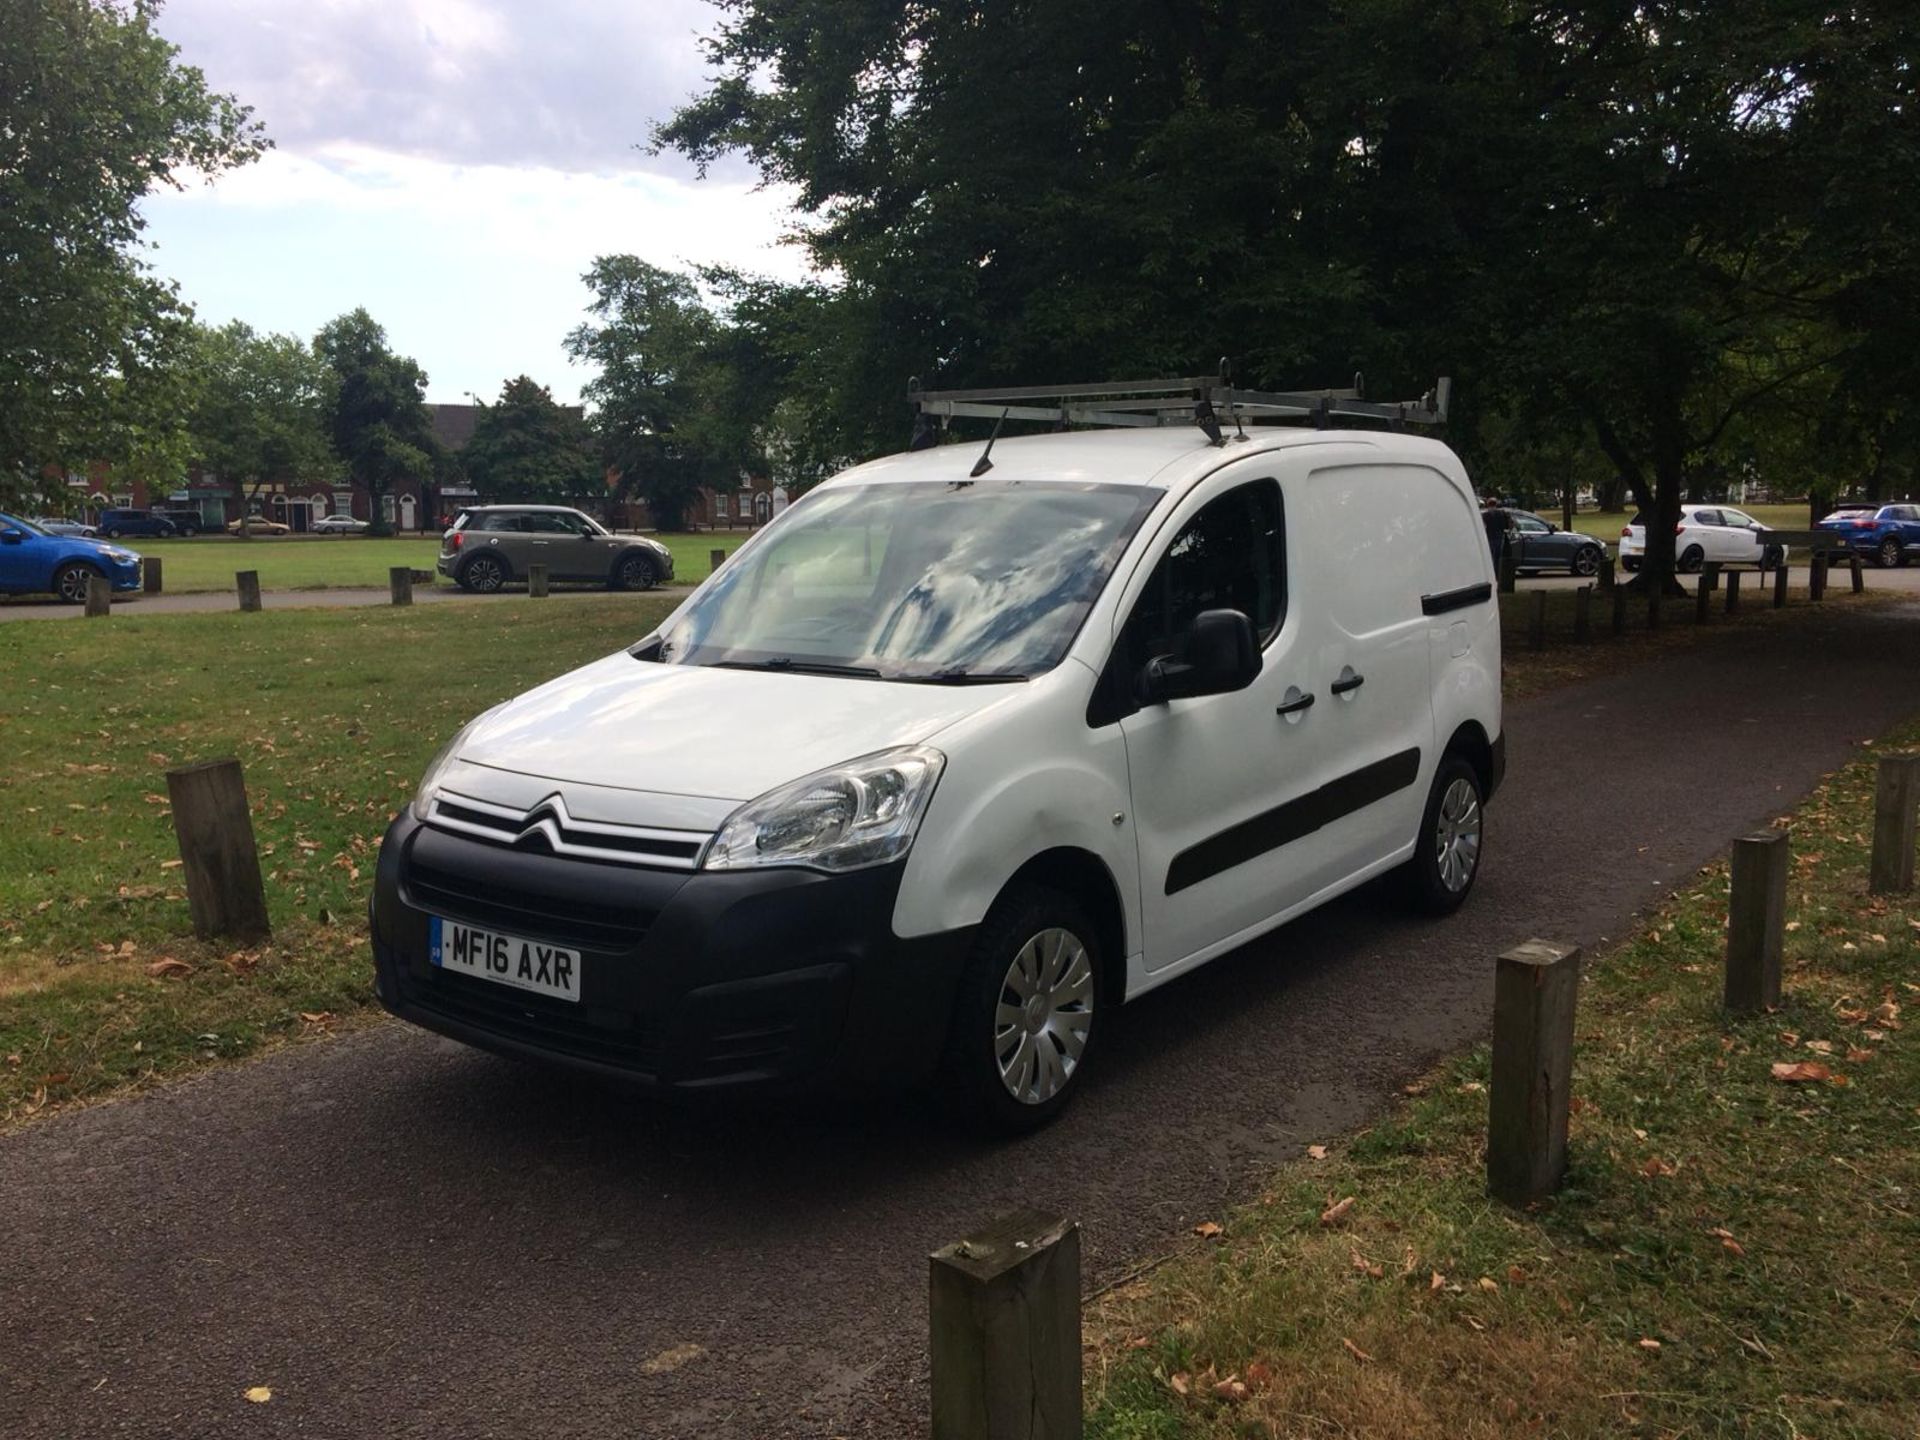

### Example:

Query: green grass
xmin=91 ymin=531 xmax=749 ymax=595
xmin=0 ymin=595 xmax=677 ymax=1124
xmin=1085 ymin=728 xmax=1920 ymax=1438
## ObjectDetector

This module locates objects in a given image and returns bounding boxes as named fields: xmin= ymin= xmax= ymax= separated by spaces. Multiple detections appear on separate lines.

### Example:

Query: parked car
xmin=1814 ymin=504 xmax=1920 ymax=568
xmin=150 ymin=507 xmax=213 ymax=537
xmin=376 ymin=418 xmax=1503 ymax=1131
xmin=1490 ymin=508 xmax=1608 ymax=576
xmin=95 ymin=508 xmax=178 ymax=539
xmin=30 ymin=517 xmax=96 ymax=537
xmin=227 ymin=515 xmax=292 ymax=536
xmin=437 ymin=505 xmax=675 ymax=592
xmin=0 ymin=513 xmax=142 ymax=603
xmin=1618 ymin=504 xmax=1785 ymax=573
xmin=311 ymin=514 xmax=371 ymax=534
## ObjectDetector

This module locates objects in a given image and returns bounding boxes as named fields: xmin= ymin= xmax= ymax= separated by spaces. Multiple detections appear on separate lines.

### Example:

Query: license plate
xmin=430 ymin=917 xmax=581 ymax=1003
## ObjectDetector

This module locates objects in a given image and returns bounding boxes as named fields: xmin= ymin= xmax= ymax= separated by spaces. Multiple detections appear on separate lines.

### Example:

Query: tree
xmin=0 ymin=0 xmax=266 ymax=508
xmin=460 ymin=376 xmax=600 ymax=505
xmin=184 ymin=321 xmax=338 ymax=529
xmin=660 ymin=1 xmax=1920 ymax=590
xmin=565 ymin=258 xmax=741 ymax=530
xmin=313 ymin=309 xmax=437 ymax=535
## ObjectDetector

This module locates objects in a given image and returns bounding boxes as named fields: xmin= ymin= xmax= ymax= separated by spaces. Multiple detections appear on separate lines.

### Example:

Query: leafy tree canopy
xmin=183 ymin=321 xmax=338 ymax=519
xmin=313 ymin=308 xmax=436 ymax=535
xmin=0 ymin=0 xmax=266 ymax=508
xmin=461 ymin=376 xmax=600 ymax=504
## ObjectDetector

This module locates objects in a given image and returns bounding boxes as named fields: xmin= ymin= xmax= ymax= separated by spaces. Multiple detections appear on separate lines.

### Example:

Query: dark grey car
xmin=438 ymin=505 xmax=675 ymax=593
xmin=1498 ymin=509 xmax=1608 ymax=577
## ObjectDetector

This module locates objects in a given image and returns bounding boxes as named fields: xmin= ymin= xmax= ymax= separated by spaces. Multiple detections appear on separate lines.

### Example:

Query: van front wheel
xmin=937 ymin=883 xmax=1100 ymax=1134
xmin=1400 ymin=754 xmax=1485 ymax=915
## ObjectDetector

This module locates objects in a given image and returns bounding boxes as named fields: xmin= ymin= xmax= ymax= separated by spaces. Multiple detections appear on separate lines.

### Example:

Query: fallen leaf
xmin=1192 ymin=1221 xmax=1223 ymax=1240
xmin=298 ymin=1012 xmax=334 ymax=1027
xmin=1351 ymin=1251 xmax=1384 ymax=1280
xmin=1212 ymin=1377 xmax=1249 ymax=1403
xmin=1320 ymin=1196 xmax=1356 ymax=1228
xmin=1477 ymin=1276 xmax=1500 ymax=1293
xmin=1770 ymin=1061 xmax=1831 ymax=1083
xmin=144 ymin=958 xmax=191 ymax=979
xmin=1306 ymin=1144 xmax=1329 ymax=1160
xmin=1430 ymin=1271 xmax=1446 ymax=1291
xmin=1123 ymin=1336 xmax=1151 ymax=1351
xmin=1722 ymin=1237 xmax=1746 ymax=1257
xmin=1342 ymin=1338 xmax=1373 ymax=1363
xmin=1168 ymin=1371 xmax=1191 ymax=1397
xmin=1244 ymin=1361 xmax=1273 ymax=1391
xmin=1639 ymin=1155 xmax=1677 ymax=1178
xmin=244 ymin=1387 xmax=272 ymax=1404
xmin=1845 ymin=1047 xmax=1874 ymax=1062
xmin=160 ymin=859 xmax=183 ymax=870
xmin=1506 ymin=1265 xmax=1527 ymax=1285
xmin=1638 ymin=1338 xmax=1662 ymax=1351
xmin=1804 ymin=1038 xmax=1834 ymax=1055
xmin=639 ymin=1343 xmax=705 ymax=1376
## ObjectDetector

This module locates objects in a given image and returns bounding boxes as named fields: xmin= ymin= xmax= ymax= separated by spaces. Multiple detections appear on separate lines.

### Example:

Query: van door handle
xmin=1275 ymin=692 xmax=1316 ymax=717
xmin=1330 ymin=673 xmax=1366 ymax=695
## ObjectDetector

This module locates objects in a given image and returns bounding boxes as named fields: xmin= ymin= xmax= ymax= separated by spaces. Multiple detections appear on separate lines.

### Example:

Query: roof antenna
xmin=907 ymin=376 xmax=939 ymax=451
xmin=1193 ymin=382 xmax=1224 ymax=446
xmin=970 ymin=407 xmax=1009 ymax=478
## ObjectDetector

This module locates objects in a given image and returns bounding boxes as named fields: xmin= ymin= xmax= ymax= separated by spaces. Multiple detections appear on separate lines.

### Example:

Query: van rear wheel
xmin=937 ymin=883 xmax=1100 ymax=1134
xmin=1400 ymin=754 xmax=1485 ymax=915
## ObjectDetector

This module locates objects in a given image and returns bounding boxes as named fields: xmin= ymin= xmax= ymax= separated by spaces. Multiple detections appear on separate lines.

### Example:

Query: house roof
xmin=427 ymin=404 xmax=481 ymax=451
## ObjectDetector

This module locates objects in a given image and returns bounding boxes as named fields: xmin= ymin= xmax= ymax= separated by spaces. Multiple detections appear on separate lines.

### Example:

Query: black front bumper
xmin=369 ymin=813 xmax=972 ymax=1094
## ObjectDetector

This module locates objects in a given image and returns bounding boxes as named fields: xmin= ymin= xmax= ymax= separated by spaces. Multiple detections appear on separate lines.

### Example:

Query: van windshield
xmin=653 ymin=481 xmax=1161 ymax=681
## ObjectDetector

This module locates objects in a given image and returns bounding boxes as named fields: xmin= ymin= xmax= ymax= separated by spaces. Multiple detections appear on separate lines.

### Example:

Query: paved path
xmin=1517 ymin=557 xmax=1920 ymax=595
xmin=5 ymin=602 xmax=1920 ymax=1440
xmin=0 ymin=585 xmax=687 ymax=621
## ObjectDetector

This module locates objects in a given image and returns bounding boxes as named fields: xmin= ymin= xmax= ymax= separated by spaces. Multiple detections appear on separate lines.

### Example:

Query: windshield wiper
xmin=712 ymin=657 xmax=884 ymax=680
xmin=898 ymin=668 xmax=1029 ymax=686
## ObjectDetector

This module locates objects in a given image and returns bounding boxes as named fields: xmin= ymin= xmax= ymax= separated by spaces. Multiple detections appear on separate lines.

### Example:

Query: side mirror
xmin=1139 ymin=608 xmax=1262 ymax=704
xmin=1 ymin=529 xmax=25 ymax=545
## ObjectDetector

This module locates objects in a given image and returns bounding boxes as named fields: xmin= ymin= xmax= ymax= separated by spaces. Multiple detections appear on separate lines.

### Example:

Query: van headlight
xmin=702 ymin=747 xmax=945 ymax=873
xmin=409 ymin=715 xmax=488 ymax=822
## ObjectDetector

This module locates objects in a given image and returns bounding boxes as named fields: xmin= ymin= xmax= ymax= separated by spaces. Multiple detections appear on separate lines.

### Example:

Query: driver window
xmin=1118 ymin=480 xmax=1285 ymax=673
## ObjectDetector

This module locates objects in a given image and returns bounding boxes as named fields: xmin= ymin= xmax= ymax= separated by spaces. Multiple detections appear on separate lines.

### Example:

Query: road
xmin=4 ymin=601 xmax=1920 ymax=1439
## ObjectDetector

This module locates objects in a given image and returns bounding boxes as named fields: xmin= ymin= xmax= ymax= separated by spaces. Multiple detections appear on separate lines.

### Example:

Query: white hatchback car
xmin=372 ymin=418 xmax=1504 ymax=1129
xmin=1619 ymin=503 xmax=1785 ymax=573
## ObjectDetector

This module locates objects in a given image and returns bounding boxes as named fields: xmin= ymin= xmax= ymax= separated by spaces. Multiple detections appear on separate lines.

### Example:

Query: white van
xmin=371 ymin=389 xmax=1502 ymax=1130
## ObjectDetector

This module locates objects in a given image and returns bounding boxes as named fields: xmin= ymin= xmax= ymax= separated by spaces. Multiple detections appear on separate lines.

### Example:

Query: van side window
xmin=1118 ymin=480 xmax=1285 ymax=673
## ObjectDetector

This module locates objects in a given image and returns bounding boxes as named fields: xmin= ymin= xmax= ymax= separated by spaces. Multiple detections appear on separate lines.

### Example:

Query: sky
xmin=139 ymin=0 xmax=809 ymax=408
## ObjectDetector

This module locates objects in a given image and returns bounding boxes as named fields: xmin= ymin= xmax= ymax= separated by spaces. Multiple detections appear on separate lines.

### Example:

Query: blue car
xmin=0 ymin=512 xmax=143 ymax=603
xmin=1816 ymin=504 xmax=1920 ymax=568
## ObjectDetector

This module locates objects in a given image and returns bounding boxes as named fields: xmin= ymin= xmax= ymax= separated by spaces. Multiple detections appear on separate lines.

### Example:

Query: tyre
xmin=1399 ymin=753 xmax=1485 ymax=916
xmin=1878 ymin=537 xmax=1901 ymax=569
xmin=937 ymin=883 xmax=1101 ymax=1134
xmin=1678 ymin=545 xmax=1705 ymax=573
xmin=1572 ymin=545 xmax=1601 ymax=577
xmin=1760 ymin=545 xmax=1784 ymax=572
xmin=101 ymin=528 xmax=120 ymax=539
xmin=459 ymin=553 xmax=508 ymax=593
xmin=613 ymin=552 xmax=658 ymax=591
xmin=53 ymin=562 xmax=100 ymax=605
xmin=1622 ymin=557 xmax=1640 ymax=572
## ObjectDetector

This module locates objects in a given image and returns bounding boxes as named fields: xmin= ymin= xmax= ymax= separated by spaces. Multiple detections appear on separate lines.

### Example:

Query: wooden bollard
xmin=1573 ymin=585 xmax=1592 ymax=644
xmin=1528 ymin=590 xmax=1547 ymax=651
xmin=85 ymin=572 xmax=112 ymax=617
xmin=528 ymin=563 xmax=549 ymax=598
xmin=1702 ymin=560 xmax=1721 ymax=593
xmin=1695 ymin=571 xmax=1713 ymax=624
xmin=1810 ymin=552 xmax=1828 ymax=601
xmin=235 ymin=570 xmax=261 ymax=613
xmin=1498 ymin=548 xmax=1517 ymax=595
xmin=164 ymin=759 xmax=271 ymax=942
xmin=709 ymin=547 xmax=727 ymax=574
xmin=1850 ymin=551 xmax=1864 ymax=594
xmin=1773 ymin=558 xmax=1789 ymax=609
xmin=1597 ymin=554 xmax=1615 ymax=590
xmin=1725 ymin=569 xmax=1741 ymax=614
xmin=143 ymin=556 xmax=163 ymax=594
xmin=1611 ymin=583 xmax=1627 ymax=638
xmin=1869 ymin=754 xmax=1920 ymax=895
xmin=1725 ymin=831 xmax=1789 ymax=1013
xmin=1488 ymin=940 xmax=1582 ymax=1205
xmin=930 ymin=1210 xmax=1080 ymax=1440
xmin=389 ymin=565 xmax=413 ymax=606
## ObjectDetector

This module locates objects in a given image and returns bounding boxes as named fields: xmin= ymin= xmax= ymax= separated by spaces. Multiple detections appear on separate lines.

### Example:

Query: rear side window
xmin=1307 ymin=464 xmax=1484 ymax=636
xmin=1691 ymin=510 xmax=1723 ymax=527
xmin=1118 ymin=479 xmax=1286 ymax=672
xmin=471 ymin=513 xmax=521 ymax=533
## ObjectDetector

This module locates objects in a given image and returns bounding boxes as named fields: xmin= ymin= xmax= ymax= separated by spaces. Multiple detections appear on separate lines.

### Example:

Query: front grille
xmin=404 ymin=860 xmax=654 ymax=953
xmin=427 ymin=791 xmax=707 ymax=870
xmin=396 ymin=964 xmax=664 ymax=1073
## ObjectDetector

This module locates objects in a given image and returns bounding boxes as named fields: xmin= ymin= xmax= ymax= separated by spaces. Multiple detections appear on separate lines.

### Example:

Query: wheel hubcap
xmin=994 ymin=927 xmax=1093 ymax=1105
xmin=1434 ymin=779 xmax=1483 ymax=893
xmin=58 ymin=570 xmax=85 ymax=601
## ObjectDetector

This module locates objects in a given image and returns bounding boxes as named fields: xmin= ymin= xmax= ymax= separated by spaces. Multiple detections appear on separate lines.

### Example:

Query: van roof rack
xmin=906 ymin=362 xmax=1450 ymax=449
